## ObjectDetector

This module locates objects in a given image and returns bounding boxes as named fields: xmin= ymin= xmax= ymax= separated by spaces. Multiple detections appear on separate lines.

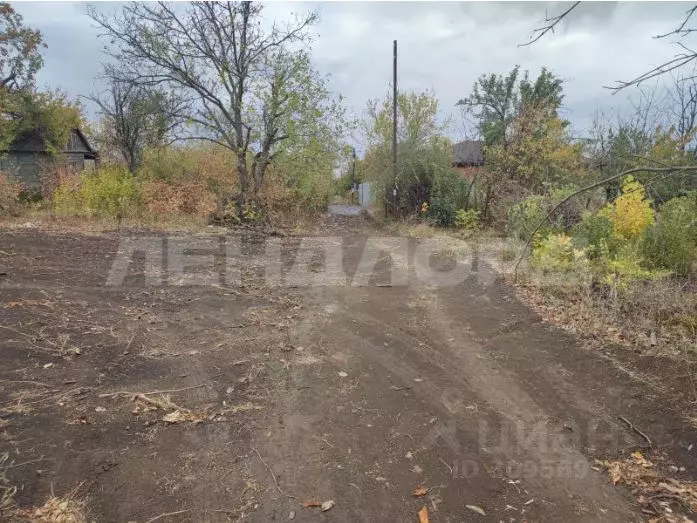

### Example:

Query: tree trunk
xmin=237 ymin=153 xmax=250 ymax=209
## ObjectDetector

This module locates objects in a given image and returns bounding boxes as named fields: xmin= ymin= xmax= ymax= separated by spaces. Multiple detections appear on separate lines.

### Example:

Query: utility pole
xmin=351 ymin=147 xmax=357 ymax=204
xmin=392 ymin=39 xmax=398 ymax=216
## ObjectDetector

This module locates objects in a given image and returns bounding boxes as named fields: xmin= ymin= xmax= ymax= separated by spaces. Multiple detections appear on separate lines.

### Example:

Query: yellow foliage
xmin=601 ymin=175 xmax=654 ymax=240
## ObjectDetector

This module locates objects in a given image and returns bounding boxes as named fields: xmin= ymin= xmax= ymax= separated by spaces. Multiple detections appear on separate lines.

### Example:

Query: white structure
xmin=358 ymin=182 xmax=372 ymax=208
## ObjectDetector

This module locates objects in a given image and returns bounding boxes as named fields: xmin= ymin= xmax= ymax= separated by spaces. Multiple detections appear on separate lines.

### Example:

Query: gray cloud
xmin=12 ymin=1 xmax=697 ymax=143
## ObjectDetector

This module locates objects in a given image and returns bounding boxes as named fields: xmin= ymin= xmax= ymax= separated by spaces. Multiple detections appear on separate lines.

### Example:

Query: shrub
xmin=0 ymin=172 xmax=24 ymax=216
xmin=53 ymin=166 xmax=139 ymax=218
xmin=506 ymin=195 xmax=546 ymax=241
xmin=433 ymin=169 xmax=473 ymax=211
xmin=140 ymin=179 xmax=217 ymax=217
xmin=425 ymin=197 xmax=456 ymax=227
xmin=454 ymin=209 xmax=479 ymax=231
xmin=603 ymin=241 xmax=669 ymax=287
xmin=532 ymin=233 xmax=585 ymax=272
xmin=572 ymin=212 xmax=618 ymax=259
xmin=641 ymin=195 xmax=697 ymax=277
xmin=139 ymin=145 xmax=237 ymax=205
xmin=602 ymin=175 xmax=654 ymax=240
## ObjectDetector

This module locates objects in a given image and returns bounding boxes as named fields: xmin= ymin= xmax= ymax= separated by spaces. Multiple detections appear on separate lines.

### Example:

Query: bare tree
xmin=89 ymin=1 xmax=319 ymax=210
xmin=86 ymin=78 xmax=187 ymax=173
xmin=667 ymin=72 xmax=697 ymax=150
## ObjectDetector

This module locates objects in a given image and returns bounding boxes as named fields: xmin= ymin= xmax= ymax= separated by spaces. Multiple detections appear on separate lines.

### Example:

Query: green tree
xmin=486 ymin=104 xmax=583 ymax=193
xmin=0 ymin=2 xmax=45 ymax=91
xmin=2 ymin=89 xmax=82 ymax=153
xmin=0 ymin=2 xmax=48 ymax=151
xmin=363 ymin=89 xmax=456 ymax=214
xmin=457 ymin=66 xmax=564 ymax=147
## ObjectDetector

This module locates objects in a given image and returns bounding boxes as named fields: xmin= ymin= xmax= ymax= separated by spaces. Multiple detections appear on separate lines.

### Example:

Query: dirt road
xmin=1 ymin=219 xmax=695 ymax=521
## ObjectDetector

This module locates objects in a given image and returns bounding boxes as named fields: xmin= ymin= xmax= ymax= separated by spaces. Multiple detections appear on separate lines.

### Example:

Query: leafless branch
xmin=607 ymin=46 xmax=697 ymax=93
xmin=654 ymin=5 xmax=697 ymax=39
xmin=518 ymin=1 xmax=581 ymax=47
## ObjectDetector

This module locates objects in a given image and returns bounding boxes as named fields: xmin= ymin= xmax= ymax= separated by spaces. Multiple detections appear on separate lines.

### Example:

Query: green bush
xmin=532 ymin=233 xmax=584 ymax=272
xmin=572 ymin=212 xmax=617 ymax=259
xmin=507 ymin=185 xmax=585 ymax=243
xmin=641 ymin=195 xmax=697 ymax=277
xmin=425 ymin=197 xmax=456 ymax=227
xmin=432 ymin=169 xmax=473 ymax=210
xmin=506 ymin=195 xmax=546 ymax=241
xmin=53 ymin=166 xmax=139 ymax=218
xmin=454 ymin=208 xmax=479 ymax=231
xmin=604 ymin=241 xmax=670 ymax=287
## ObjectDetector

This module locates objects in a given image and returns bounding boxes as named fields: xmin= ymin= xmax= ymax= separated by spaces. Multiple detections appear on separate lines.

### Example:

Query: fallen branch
xmin=252 ymin=447 xmax=298 ymax=500
xmin=439 ymin=457 xmax=453 ymax=475
xmin=132 ymin=394 xmax=188 ymax=413
xmin=311 ymin=434 xmax=335 ymax=448
xmin=98 ymin=384 xmax=206 ymax=398
xmin=618 ymin=415 xmax=653 ymax=448
xmin=144 ymin=509 xmax=191 ymax=523
xmin=0 ymin=380 xmax=51 ymax=388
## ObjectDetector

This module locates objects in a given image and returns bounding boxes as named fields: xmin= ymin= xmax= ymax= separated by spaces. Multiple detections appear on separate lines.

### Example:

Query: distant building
xmin=0 ymin=128 xmax=98 ymax=186
xmin=452 ymin=140 xmax=484 ymax=181
xmin=452 ymin=140 xmax=484 ymax=168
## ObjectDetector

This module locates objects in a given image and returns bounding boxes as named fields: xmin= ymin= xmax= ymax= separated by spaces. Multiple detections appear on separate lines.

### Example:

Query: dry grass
xmin=597 ymin=451 xmax=697 ymax=522
xmin=0 ymin=453 xmax=17 ymax=518
xmin=515 ymin=276 xmax=697 ymax=360
xmin=1 ymin=454 xmax=89 ymax=522
xmin=0 ymin=207 xmax=214 ymax=234
xmin=11 ymin=485 xmax=88 ymax=523
xmin=101 ymin=389 xmax=263 ymax=425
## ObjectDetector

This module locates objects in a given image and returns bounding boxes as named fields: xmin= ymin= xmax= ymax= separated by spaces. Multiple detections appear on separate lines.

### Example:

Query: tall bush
xmin=0 ymin=173 xmax=24 ymax=216
xmin=601 ymin=175 xmax=655 ymax=240
xmin=642 ymin=194 xmax=697 ymax=277
xmin=53 ymin=166 xmax=138 ymax=218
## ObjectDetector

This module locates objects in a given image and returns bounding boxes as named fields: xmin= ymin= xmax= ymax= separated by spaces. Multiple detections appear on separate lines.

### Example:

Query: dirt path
xmin=0 ymin=222 xmax=695 ymax=521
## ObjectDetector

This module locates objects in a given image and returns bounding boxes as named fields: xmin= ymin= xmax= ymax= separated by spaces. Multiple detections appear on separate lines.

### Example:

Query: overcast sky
xmin=12 ymin=1 xmax=697 ymax=146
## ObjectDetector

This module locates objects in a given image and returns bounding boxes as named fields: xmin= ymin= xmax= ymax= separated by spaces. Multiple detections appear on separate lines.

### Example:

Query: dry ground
xmin=1 ymin=216 xmax=697 ymax=522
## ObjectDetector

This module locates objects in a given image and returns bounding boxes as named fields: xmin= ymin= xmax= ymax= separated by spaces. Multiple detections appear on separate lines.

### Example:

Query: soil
xmin=1 ymin=218 xmax=697 ymax=522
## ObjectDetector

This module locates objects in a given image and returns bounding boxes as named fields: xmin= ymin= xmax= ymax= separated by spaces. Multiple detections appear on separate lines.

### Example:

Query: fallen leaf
xmin=418 ymin=506 xmax=429 ymax=523
xmin=338 ymin=372 xmax=348 ymax=378
xmin=413 ymin=486 xmax=429 ymax=497
xmin=320 ymin=500 xmax=335 ymax=512
xmin=465 ymin=505 xmax=486 ymax=516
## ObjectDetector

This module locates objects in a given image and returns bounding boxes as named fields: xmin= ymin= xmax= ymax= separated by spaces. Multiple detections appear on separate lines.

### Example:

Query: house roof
xmin=453 ymin=140 xmax=484 ymax=166
xmin=8 ymin=128 xmax=97 ymax=158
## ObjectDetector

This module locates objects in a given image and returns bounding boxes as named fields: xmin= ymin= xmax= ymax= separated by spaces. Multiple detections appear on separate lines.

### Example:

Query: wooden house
xmin=0 ymin=128 xmax=98 ymax=185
